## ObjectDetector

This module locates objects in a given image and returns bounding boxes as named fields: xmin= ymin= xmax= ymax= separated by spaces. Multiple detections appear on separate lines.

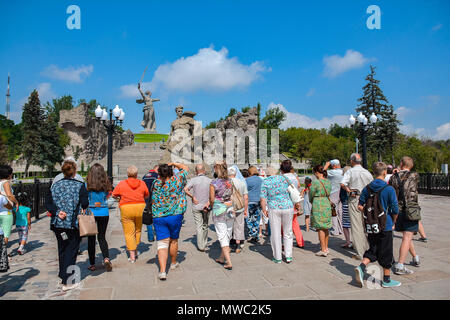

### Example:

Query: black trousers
xmin=363 ymin=230 xmax=394 ymax=269
xmin=88 ymin=216 xmax=110 ymax=265
xmin=53 ymin=228 xmax=81 ymax=285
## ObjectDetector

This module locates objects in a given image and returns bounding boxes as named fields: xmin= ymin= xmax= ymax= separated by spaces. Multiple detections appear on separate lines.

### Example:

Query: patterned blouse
xmin=210 ymin=178 xmax=232 ymax=203
xmin=260 ymin=175 xmax=293 ymax=210
xmin=151 ymin=169 xmax=188 ymax=218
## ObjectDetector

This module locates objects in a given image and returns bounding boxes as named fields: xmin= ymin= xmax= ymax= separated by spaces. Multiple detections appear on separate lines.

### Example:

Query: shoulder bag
xmin=282 ymin=175 xmax=303 ymax=204
xmin=318 ymin=180 xmax=337 ymax=217
xmin=231 ymin=179 xmax=245 ymax=211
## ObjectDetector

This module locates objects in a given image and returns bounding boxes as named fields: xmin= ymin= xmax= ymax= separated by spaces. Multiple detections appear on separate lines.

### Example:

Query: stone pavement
xmin=1 ymin=194 xmax=450 ymax=300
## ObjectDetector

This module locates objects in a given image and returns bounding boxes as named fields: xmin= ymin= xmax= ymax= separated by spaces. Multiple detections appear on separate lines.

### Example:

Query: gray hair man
xmin=51 ymin=156 xmax=85 ymax=187
xmin=228 ymin=166 xmax=248 ymax=253
xmin=341 ymin=153 xmax=373 ymax=260
xmin=184 ymin=164 xmax=212 ymax=252
xmin=324 ymin=159 xmax=344 ymax=236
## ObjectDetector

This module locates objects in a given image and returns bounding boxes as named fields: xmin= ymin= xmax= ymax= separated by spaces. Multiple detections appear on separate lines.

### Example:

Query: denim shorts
xmin=153 ymin=214 xmax=183 ymax=241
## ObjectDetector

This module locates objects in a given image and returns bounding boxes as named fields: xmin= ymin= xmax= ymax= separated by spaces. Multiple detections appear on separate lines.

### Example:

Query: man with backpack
xmin=354 ymin=162 xmax=401 ymax=288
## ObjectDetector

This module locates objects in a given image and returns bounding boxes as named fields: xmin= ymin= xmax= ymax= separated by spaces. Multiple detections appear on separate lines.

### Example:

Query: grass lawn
xmin=134 ymin=133 xmax=169 ymax=143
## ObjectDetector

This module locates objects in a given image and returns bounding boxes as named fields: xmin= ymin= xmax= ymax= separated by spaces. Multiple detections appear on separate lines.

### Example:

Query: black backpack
xmin=363 ymin=185 xmax=388 ymax=234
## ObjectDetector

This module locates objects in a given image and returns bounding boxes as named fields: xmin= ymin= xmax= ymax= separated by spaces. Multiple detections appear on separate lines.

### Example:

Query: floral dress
xmin=309 ymin=179 xmax=332 ymax=230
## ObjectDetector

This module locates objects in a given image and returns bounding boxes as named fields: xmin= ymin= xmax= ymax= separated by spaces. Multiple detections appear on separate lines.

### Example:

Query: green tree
xmin=21 ymin=90 xmax=44 ymax=176
xmin=356 ymin=65 xmax=401 ymax=161
xmin=241 ymin=106 xmax=251 ymax=113
xmin=46 ymin=95 xmax=74 ymax=123
xmin=394 ymin=136 xmax=436 ymax=172
xmin=0 ymin=130 xmax=8 ymax=165
xmin=328 ymin=123 xmax=355 ymax=140
xmin=309 ymin=134 xmax=354 ymax=165
xmin=259 ymin=106 xmax=286 ymax=129
xmin=226 ymin=108 xmax=238 ymax=118
xmin=280 ymin=127 xmax=322 ymax=161
xmin=34 ymin=112 xmax=65 ymax=177
xmin=0 ymin=115 xmax=22 ymax=161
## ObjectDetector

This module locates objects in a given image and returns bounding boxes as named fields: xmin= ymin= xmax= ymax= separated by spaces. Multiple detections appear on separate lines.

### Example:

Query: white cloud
xmin=36 ymin=82 xmax=57 ymax=103
xmin=399 ymin=124 xmax=425 ymax=137
xmin=120 ymin=46 xmax=269 ymax=97
xmin=268 ymin=102 xmax=349 ymax=130
xmin=434 ymin=123 xmax=450 ymax=140
xmin=432 ymin=24 xmax=443 ymax=31
xmin=41 ymin=64 xmax=93 ymax=83
xmin=396 ymin=106 xmax=412 ymax=120
xmin=323 ymin=50 xmax=372 ymax=78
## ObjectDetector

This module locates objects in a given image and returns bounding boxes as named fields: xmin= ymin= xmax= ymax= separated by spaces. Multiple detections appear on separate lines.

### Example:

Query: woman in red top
xmin=112 ymin=165 xmax=149 ymax=263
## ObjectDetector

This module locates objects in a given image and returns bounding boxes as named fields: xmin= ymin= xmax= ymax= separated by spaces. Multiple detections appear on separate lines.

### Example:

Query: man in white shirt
xmin=341 ymin=153 xmax=373 ymax=260
xmin=184 ymin=164 xmax=212 ymax=252
xmin=325 ymin=159 xmax=344 ymax=236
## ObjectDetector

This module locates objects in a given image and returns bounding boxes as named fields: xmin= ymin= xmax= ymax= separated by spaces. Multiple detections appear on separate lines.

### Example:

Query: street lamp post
xmin=95 ymin=105 xmax=125 ymax=185
xmin=349 ymin=112 xmax=378 ymax=169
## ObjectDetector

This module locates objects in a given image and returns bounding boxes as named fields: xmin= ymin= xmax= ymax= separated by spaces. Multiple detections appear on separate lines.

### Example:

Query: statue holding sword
xmin=136 ymin=67 xmax=160 ymax=132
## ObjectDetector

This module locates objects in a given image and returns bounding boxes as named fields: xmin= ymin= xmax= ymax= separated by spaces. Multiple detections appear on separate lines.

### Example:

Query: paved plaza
xmin=1 ymin=194 xmax=449 ymax=300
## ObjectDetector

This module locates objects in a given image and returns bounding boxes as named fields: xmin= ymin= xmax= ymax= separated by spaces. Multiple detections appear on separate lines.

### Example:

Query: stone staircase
xmin=90 ymin=142 xmax=164 ymax=181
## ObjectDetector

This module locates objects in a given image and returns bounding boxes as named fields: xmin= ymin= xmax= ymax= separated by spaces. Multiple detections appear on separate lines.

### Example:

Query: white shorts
xmin=214 ymin=213 xmax=234 ymax=248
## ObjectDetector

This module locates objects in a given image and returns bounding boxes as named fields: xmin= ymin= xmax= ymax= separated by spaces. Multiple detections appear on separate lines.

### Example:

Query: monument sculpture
xmin=136 ymin=67 xmax=159 ymax=133
xmin=160 ymin=105 xmax=197 ymax=164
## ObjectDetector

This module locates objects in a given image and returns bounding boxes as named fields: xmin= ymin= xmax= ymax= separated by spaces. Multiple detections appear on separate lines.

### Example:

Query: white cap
xmin=330 ymin=159 xmax=340 ymax=166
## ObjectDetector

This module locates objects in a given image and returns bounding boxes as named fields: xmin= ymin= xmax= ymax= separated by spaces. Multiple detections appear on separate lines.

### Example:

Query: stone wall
xmin=59 ymin=103 xmax=134 ymax=164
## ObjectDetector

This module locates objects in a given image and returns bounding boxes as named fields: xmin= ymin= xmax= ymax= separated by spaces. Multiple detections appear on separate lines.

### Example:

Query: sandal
xmin=104 ymin=259 xmax=113 ymax=272
xmin=223 ymin=263 xmax=233 ymax=270
xmin=87 ymin=265 xmax=96 ymax=271
xmin=215 ymin=258 xmax=225 ymax=265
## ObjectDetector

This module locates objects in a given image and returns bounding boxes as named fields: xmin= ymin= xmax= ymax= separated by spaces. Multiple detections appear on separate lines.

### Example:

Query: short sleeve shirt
xmin=211 ymin=178 xmax=232 ymax=203
xmin=151 ymin=169 xmax=188 ymax=218
xmin=14 ymin=206 xmax=31 ymax=227
xmin=186 ymin=174 xmax=212 ymax=210
xmin=327 ymin=168 xmax=344 ymax=194
xmin=246 ymin=175 xmax=263 ymax=203
xmin=260 ymin=175 xmax=293 ymax=210
xmin=341 ymin=165 xmax=373 ymax=193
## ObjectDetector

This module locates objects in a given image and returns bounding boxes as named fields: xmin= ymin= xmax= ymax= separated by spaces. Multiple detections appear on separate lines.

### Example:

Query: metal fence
xmin=12 ymin=179 xmax=53 ymax=219
xmin=418 ymin=173 xmax=450 ymax=196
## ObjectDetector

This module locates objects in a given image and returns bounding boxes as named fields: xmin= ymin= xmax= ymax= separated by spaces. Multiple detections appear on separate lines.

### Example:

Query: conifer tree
xmin=21 ymin=90 xmax=44 ymax=176
xmin=356 ymin=65 xmax=401 ymax=162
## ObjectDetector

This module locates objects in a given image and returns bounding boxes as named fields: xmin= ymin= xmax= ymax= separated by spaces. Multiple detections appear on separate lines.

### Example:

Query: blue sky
xmin=1 ymin=0 xmax=449 ymax=139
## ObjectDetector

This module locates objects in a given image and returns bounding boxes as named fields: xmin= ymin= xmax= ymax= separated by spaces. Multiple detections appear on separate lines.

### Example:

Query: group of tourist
xmin=0 ymin=151 xmax=426 ymax=291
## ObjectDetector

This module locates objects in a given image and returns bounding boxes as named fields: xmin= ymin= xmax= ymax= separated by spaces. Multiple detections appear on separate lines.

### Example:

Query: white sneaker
xmin=62 ymin=282 xmax=80 ymax=292
xmin=159 ymin=272 xmax=167 ymax=280
xmin=170 ymin=262 xmax=180 ymax=270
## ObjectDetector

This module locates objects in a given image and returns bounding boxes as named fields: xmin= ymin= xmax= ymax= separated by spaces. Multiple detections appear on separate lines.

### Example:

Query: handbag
xmin=77 ymin=208 xmax=98 ymax=237
xmin=319 ymin=180 xmax=337 ymax=217
xmin=142 ymin=202 xmax=153 ymax=225
xmin=231 ymin=179 xmax=245 ymax=211
xmin=395 ymin=172 xmax=421 ymax=221
xmin=282 ymin=175 xmax=303 ymax=204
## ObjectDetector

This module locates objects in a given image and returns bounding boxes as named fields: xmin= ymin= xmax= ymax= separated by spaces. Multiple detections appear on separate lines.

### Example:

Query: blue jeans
xmin=147 ymin=224 xmax=155 ymax=241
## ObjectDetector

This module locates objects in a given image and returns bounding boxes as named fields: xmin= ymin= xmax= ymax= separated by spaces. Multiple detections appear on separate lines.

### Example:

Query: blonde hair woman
xmin=112 ymin=165 xmax=149 ymax=263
